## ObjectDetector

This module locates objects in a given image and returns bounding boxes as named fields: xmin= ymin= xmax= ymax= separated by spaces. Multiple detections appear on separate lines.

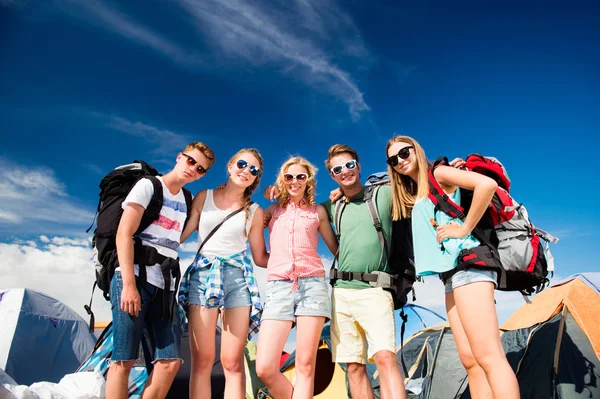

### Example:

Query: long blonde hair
xmin=386 ymin=135 xmax=430 ymax=220
xmin=228 ymin=148 xmax=264 ymax=227
xmin=275 ymin=156 xmax=317 ymax=208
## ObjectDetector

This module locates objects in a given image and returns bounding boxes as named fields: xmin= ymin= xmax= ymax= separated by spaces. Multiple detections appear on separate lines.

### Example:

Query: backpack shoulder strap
xmin=364 ymin=185 xmax=389 ymax=268
xmin=194 ymin=204 xmax=250 ymax=258
xmin=333 ymin=198 xmax=347 ymax=241
xmin=182 ymin=187 xmax=194 ymax=231
xmin=138 ymin=176 xmax=163 ymax=234
xmin=427 ymin=157 xmax=466 ymax=220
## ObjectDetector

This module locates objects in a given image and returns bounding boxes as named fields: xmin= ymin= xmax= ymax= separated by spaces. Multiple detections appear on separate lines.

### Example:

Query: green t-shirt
xmin=322 ymin=185 xmax=393 ymax=289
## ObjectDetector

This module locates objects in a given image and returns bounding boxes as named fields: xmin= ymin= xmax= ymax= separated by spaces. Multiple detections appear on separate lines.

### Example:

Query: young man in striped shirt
xmin=106 ymin=142 xmax=215 ymax=399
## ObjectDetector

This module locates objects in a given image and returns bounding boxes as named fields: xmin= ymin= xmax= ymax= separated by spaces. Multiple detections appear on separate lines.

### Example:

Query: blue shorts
xmin=110 ymin=272 xmax=182 ymax=362
xmin=188 ymin=265 xmax=251 ymax=309
xmin=262 ymin=277 xmax=331 ymax=322
xmin=444 ymin=268 xmax=498 ymax=294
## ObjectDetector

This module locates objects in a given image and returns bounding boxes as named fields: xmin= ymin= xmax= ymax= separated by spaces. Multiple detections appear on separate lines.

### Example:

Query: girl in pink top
xmin=256 ymin=156 xmax=338 ymax=399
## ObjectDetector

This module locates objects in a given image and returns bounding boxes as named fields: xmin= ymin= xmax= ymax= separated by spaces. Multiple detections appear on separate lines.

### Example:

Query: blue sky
xmin=1 ymin=1 xmax=599 ymax=330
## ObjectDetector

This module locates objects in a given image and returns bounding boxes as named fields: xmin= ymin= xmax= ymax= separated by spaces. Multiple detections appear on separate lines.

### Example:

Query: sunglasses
xmin=330 ymin=159 xmax=358 ymax=176
xmin=181 ymin=153 xmax=208 ymax=175
xmin=236 ymin=159 xmax=260 ymax=176
xmin=283 ymin=173 xmax=308 ymax=183
xmin=386 ymin=146 xmax=414 ymax=167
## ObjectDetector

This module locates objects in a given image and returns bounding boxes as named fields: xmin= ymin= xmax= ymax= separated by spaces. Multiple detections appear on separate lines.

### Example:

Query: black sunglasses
xmin=283 ymin=173 xmax=308 ymax=183
xmin=182 ymin=153 xmax=208 ymax=175
xmin=236 ymin=159 xmax=260 ymax=176
xmin=386 ymin=146 xmax=414 ymax=167
xmin=330 ymin=159 xmax=358 ymax=176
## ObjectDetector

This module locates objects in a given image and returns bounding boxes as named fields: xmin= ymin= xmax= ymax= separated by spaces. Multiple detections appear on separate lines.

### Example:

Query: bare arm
xmin=317 ymin=205 xmax=338 ymax=255
xmin=180 ymin=190 xmax=207 ymax=243
xmin=115 ymin=203 xmax=145 ymax=316
xmin=434 ymin=165 xmax=498 ymax=242
xmin=263 ymin=204 xmax=276 ymax=229
xmin=248 ymin=207 xmax=270 ymax=267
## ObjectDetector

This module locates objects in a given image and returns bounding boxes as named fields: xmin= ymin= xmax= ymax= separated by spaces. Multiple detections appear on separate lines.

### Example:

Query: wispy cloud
xmin=178 ymin=0 xmax=370 ymax=120
xmin=0 ymin=157 xmax=94 ymax=228
xmin=45 ymin=0 xmax=371 ymax=121
xmin=57 ymin=0 xmax=204 ymax=68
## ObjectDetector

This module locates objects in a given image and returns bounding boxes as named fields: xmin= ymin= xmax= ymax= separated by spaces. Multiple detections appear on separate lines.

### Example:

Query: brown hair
xmin=275 ymin=156 xmax=317 ymax=208
xmin=228 ymin=148 xmax=264 ymax=228
xmin=386 ymin=135 xmax=430 ymax=220
xmin=183 ymin=142 xmax=216 ymax=168
xmin=324 ymin=144 xmax=359 ymax=171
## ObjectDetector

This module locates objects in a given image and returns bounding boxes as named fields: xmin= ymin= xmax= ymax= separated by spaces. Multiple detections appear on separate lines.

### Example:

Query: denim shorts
xmin=262 ymin=277 xmax=331 ymax=321
xmin=188 ymin=265 xmax=251 ymax=309
xmin=444 ymin=268 xmax=498 ymax=294
xmin=110 ymin=272 xmax=182 ymax=362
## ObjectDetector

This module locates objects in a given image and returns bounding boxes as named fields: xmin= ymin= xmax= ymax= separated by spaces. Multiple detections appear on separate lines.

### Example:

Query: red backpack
xmin=428 ymin=154 xmax=558 ymax=296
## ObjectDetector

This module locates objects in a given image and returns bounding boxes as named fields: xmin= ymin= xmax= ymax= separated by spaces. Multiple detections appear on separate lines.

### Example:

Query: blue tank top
xmin=411 ymin=187 xmax=481 ymax=276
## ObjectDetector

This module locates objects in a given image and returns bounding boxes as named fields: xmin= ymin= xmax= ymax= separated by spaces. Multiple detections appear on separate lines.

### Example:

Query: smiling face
xmin=283 ymin=163 xmax=309 ymax=198
xmin=387 ymin=140 xmax=417 ymax=177
xmin=228 ymin=151 xmax=261 ymax=189
xmin=329 ymin=153 xmax=360 ymax=190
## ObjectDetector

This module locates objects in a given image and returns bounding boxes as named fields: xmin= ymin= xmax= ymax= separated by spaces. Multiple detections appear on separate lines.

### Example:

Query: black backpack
xmin=84 ymin=160 xmax=193 ymax=329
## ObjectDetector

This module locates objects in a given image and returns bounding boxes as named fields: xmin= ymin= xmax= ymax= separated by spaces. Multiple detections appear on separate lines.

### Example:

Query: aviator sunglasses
xmin=236 ymin=159 xmax=260 ymax=176
xmin=386 ymin=146 xmax=414 ymax=167
xmin=181 ymin=153 xmax=208 ymax=175
xmin=283 ymin=173 xmax=308 ymax=183
xmin=330 ymin=159 xmax=358 ymax=176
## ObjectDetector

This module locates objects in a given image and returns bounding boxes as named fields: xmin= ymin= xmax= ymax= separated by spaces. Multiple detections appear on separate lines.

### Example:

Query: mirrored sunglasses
xmin=236 ymin=159 xmax=260 ymax=176
xmin=330 ymin=159 xmax=358 ymax=176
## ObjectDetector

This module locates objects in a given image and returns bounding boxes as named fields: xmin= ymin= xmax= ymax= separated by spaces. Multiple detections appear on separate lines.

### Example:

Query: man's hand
xmin=449 ymin=158 xmax=466 ymax=169
xmin=263 ymin=185 xmax=279 ymax=201
xmin=120 ymin=283 xmax=141 ymax=317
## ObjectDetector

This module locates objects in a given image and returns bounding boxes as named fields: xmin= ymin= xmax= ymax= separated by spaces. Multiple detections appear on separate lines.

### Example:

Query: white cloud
xmin=0 ymin=237 xmax=111 ymax=323
xmin=0 ymin=158 xmax=94 ymax=229
xmin=59 ymin=0 xmax=204 ymax=68
xmin=178 ymin=0 xmax=370 ymax=120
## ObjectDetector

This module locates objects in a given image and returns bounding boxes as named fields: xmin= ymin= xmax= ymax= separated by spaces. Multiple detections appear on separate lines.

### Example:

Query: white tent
xmin=0 ymin=288 xmax=96 ymax=385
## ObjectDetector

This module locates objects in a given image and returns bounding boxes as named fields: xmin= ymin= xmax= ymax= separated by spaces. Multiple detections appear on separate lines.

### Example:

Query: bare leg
xmin=106 ymin=360 xmax=135 ymax=399
xmin=188 ymin=305 xmax=220 ymax=399
xmin=446 ymin=291 xmax=493 ymax=399
xmin=221 ymin=306 xmax=251 ymax=399
xmin=292 ymin=316 xmax=326 ymax=399
xmin=453 ymin=281 xmax=520 ymax=398
xmin=255 ymin=319 xmax=294 ymax=399
xmin=142 ymin=359 xmax=181 ymax=399
xmin=346 ymin=363 xmax=374 ymax=399
xmin=373 ymin=350 xmax=406 ymax=399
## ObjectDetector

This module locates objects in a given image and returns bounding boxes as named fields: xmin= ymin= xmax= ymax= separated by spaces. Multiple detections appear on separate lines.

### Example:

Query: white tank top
xmin=198 ymin=189 xmax=258 ymax=257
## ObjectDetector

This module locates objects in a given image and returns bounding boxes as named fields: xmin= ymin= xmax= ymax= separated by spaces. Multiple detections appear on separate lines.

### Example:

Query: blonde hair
xmin=386 ymin=135 xmax=430 ymax=220
xmin=275 ymin=156 xmax=317 ymax=208
xmin=324 ymin=144 xmax=359 ymax=171
xmin=228 ymin=148 xmax=264 ymax=227
xmin=183 ymin=142 xmax=216 ymax=168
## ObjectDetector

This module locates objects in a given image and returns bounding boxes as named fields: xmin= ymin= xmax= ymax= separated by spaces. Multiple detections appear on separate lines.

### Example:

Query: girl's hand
xmin=436 ymin=221 xmax=468 ymax=243
xmin=263 ymin=185 xmax=279 ymax=201
xmin=329 ymin=188 xmax=343 ymax=202
xmin=449 ymin=158 xmax=466 ymax=169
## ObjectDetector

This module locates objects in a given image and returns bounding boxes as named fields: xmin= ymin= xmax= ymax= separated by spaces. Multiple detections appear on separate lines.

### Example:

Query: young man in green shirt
xmin=323 ymin=144 xmax=406 ymax=399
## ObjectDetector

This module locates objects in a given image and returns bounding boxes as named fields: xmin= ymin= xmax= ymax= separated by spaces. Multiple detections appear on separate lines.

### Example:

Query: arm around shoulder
xmin=181 ymin=190 xmax=207 ymax=243
xmin=317 ymin=204 xmax=338 ymax=255
xmin=248 ymin=206 xmax=270 ymax=267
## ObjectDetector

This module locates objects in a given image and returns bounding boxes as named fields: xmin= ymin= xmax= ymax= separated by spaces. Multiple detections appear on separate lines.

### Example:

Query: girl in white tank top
xmin=179 ymin=148 xmax=269 ymax=398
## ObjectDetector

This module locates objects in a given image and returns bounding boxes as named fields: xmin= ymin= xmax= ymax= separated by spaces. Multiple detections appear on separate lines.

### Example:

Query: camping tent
xmin=500 ymin=273 xmax=600 ymax=398
xmin=257 ymin=304 xmax=446 ymax=399
xmin=79 ymin=320 xmax=260 ymax=399
xmin=0 ymin=288 xmax=96 ymax=385
xmin=398 ymin=273 xmax=600 ymax=398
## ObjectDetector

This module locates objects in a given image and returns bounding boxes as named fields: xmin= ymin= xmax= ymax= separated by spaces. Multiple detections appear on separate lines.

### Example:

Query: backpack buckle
xmin=373 ymin=221 xmax=382 ymax=231
xmin=341 ymin=271 xmax=351 ymax=280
